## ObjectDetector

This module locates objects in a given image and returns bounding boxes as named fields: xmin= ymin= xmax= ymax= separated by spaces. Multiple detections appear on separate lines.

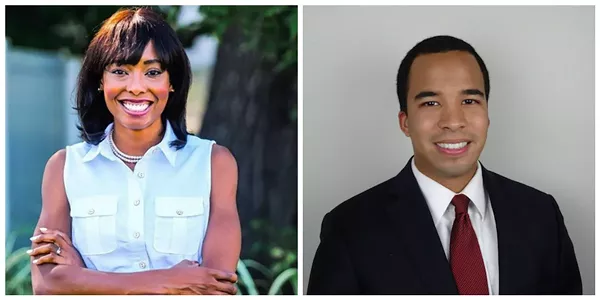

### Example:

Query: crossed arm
xmin=30 ymin=145 xmax=241 ymax=295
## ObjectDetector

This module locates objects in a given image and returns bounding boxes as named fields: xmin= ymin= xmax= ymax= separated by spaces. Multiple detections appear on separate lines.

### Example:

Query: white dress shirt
xmin=411 ymin=159 xmax=499 ymax=295
xmin=64 ymin=122 xmax=214 ymax=272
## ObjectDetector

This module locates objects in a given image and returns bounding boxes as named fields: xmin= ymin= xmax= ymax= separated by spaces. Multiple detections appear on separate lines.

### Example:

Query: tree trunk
xmin=199 ymin=24 xmax=298 ymax=257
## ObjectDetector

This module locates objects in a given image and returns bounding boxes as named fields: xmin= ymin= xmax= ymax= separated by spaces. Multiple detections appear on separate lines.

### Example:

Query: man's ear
xmin=399 ymin=111 xmax=410 ymax=137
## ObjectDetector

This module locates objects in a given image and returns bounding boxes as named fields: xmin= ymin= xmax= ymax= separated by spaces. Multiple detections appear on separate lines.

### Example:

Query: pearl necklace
xmin=108 ymin=130 xmax=143 ymax=164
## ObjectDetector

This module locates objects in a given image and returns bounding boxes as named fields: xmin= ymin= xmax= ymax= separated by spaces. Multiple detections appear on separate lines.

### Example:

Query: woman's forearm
xmin=200 ymin=210 xmax=241 ymax=273
xmin=34 ymin=264 xmax=170 ymax=295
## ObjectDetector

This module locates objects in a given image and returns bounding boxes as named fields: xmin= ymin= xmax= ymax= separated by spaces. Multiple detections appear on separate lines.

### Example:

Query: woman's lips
xmin=118 ymin=100 xmax=153 ymax=116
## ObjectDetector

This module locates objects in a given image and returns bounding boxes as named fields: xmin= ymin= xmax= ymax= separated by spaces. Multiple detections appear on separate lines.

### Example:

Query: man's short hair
xmin=396 ymin=35 xmax=490 ymax=113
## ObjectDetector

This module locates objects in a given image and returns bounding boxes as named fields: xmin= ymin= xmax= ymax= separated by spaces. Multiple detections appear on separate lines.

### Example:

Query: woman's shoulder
xmin=184 ymin=134 xmax=216 ymax=150
xmin=210 ymin=144 xmax=236 ymax=169
xmin=64 ymin=141 xmax=95 ymax=156
xmin=182 ymin=135 xmax=235 ymax=165
xmin=44 ymin=148 xmax=67 ymax=177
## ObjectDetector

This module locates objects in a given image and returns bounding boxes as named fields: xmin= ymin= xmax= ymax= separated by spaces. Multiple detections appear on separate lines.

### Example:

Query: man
xmin=307 ymin=35 xmax=582 ymax=295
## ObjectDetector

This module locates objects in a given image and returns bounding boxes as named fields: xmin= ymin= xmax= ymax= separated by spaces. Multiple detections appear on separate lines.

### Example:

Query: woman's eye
xmin=111 ymin=69 xmax=127 ymax=75
xmin=147 ymin=70 xmax=162 ymax=77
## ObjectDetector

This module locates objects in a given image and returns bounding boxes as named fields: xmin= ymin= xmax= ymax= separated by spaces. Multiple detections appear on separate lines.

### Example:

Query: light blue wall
xmin=6 ymin=44 xmax=74 ymax=248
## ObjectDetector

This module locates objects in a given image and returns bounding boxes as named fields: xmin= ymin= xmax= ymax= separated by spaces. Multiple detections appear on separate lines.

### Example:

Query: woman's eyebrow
xmin=143 ymin=59 xmax=161 ymax=65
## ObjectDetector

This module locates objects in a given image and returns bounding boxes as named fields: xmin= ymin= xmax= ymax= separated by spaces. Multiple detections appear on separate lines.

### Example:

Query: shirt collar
xmin=82 ymin=121 xmax=178 ymax=166
xmin=411 ymin=158 xmax=487 ymax=225
xmin=154 ymin=121 xmax=178 ymax=167
xmin=81 ymin=123 xmax=117 ymax=163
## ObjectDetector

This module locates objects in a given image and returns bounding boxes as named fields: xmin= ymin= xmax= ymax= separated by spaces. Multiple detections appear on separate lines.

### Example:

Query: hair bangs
xmin=98 ymin=17 xmax=165 ymax=70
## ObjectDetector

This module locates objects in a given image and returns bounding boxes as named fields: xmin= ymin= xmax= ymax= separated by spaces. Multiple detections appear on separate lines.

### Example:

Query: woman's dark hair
xmin=396 ymin=35 xmax=490 ymax=114
xmin=75 ymin=7 xmax=192 ymax=149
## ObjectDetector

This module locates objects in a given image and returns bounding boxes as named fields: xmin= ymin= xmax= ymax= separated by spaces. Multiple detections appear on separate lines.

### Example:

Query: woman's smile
xmin=117 ymin=99 xmax=155 ymax=116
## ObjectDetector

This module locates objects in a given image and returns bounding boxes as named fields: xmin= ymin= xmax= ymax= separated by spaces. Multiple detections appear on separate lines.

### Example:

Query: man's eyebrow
xmin=414 ymin=91 xmax=438 ymax=100
xmin=462 ymin=89 xmax=485 ymax=97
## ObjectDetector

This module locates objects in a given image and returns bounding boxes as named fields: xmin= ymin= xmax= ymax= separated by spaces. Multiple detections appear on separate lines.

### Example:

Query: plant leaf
xmin=7 ymin=257 xmax=32 ymax=291
xmin=268 ymin=268 xmax=297 ymax=295
xmin=5 ymin=231 xmax=18 ymax=255
xmin=6 ymin=248 xmax=30 ymax=272
xmin=290 ymin=271 xmax=298 ymax=295
xmin=241 ymin=258 xmax=273 ymax=279
xmin=236 ymin=260 xmax=259 ymax=295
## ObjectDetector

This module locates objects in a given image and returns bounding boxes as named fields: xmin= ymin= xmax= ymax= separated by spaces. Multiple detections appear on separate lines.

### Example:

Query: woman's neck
xmin=112 ymin=120 xmax=164 ymax=157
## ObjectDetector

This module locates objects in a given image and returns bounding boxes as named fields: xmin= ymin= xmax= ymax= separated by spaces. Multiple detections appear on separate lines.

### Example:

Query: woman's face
xmin=101 ymin=41 xmax=171 ymax=131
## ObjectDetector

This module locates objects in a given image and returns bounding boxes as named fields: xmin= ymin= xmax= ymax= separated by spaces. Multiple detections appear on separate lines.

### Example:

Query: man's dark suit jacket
xmin=307 ymin=159 xmax=582 ymax=295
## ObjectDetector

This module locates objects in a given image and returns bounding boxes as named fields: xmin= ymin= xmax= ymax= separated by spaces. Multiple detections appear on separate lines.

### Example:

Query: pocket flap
xmin=70 ymin=195 xmax=118 ymax=217
xmin=155 ymin=197 xmax=204 ymax=217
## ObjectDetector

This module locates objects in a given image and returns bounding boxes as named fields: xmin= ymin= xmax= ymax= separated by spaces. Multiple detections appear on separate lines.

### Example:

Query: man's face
xmin=399 ymin=51 xmax=489 ymax=181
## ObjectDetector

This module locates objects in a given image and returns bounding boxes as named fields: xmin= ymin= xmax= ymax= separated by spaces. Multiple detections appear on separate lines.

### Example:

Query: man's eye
xmin=463 ymin=99 xmax=478 ymax=104
xmin=422 ymin=101 xmax=439 ymax=107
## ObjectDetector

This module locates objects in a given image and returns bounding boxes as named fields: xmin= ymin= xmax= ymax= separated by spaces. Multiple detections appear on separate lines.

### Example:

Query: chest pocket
xmin=70 ymin=195 xmax=119 ymax=256
xmin=154 ymin=197 xmax=206 ymax=255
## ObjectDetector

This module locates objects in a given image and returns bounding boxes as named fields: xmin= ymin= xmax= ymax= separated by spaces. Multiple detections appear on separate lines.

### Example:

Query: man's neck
xmin=413 ymin=157 xmax=478 ymax=193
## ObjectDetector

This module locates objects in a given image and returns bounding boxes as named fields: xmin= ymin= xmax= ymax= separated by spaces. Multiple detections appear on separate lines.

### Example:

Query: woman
xmin=28 ymin=7 xmax=241 ymax=295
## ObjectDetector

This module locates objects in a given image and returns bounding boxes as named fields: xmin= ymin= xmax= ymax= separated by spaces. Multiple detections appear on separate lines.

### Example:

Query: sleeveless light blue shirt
xmin=63 ymin=122 xmax=214 ymax=273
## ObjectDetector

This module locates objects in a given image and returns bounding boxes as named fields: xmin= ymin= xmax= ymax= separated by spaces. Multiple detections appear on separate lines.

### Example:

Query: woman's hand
xmin=28 ymin=227 xmax=85 ymax=268
xmin=163 ymin=259 xmax=238 ymax=295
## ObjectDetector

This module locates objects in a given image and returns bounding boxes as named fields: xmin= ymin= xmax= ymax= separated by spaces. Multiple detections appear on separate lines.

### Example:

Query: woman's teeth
xmin=437 ymin=142 xmax=468 ymax=149
xmin=122 ymin=101 xmax=150 ymax=112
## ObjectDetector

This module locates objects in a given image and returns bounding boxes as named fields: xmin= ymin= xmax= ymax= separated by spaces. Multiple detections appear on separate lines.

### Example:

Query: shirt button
xmin=134 ymin=199 xmax=140 ymax=206
xmin=133 ymin=232 xmax=140 ymax=239
xmin=88 ymin=209 xmax=95 ymax=215
xmin=139 ymin=262 xmax=146 ymax=269
xmin=176 ymin=210 xmax=183 ymax=215
xmin=153 ymin=148 xmax=159 ymax=154
xmin=137 ymin=172 xmax=145 ymax=178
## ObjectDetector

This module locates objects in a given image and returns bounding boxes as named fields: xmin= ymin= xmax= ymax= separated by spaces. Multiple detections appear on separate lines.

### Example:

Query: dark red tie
xmin=450 ymin=194 xmax=489 ymax=295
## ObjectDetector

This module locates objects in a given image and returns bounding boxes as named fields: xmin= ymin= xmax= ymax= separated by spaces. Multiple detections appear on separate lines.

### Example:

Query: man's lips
xmin=434 ymin=140 xmax=471 ymax=154
xmin=434 ymin=139 xmax=471 ymax=144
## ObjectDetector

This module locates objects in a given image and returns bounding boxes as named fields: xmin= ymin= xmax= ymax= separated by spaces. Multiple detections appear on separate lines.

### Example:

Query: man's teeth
xmin=123 ymin=101 xmax=150 ymax=112
xmin=437 ymin=142 xmax=468 ymax=149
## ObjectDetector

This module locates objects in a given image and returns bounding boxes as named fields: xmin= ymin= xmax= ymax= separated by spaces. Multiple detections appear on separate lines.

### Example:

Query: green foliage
xmin=5 ymin=6 xmax=125 ymax=55
xmin=6 ymin=6 xmax=298 ymax=73
xmin=5 ymin=232 xmax=33 ymax=295
xmin=238 ymin=219 xmax=298 ymax=294
xmin=193 ymin=6 xmax=298 ymax=72
xmin=248 ymin=219 xmax=297 ymax=270
xmin=236 ymin=259 xmax=298 ymax=295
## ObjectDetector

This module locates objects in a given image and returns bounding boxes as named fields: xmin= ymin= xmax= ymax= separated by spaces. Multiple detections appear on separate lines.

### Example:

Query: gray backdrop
xmin=303 ymin=6 xmax=595 ymax=295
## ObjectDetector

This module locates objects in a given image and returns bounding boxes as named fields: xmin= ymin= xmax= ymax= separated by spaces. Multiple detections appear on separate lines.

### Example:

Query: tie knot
xmin=451 ymin=194 xmax=470 ymax=215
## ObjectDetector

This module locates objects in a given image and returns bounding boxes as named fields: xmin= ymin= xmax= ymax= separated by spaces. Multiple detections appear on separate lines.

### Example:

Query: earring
xmin=169 ymin=87 xmax=175 ymax=92
xmin=97 ymin=88 xmax=102 ymax=91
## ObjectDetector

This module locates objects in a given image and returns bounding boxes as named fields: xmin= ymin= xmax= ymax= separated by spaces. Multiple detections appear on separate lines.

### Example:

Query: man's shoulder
xmin=485 ymin=168 xmax=555 ymax=205
xmin=325 ymin=176 xmax=397 ymax=225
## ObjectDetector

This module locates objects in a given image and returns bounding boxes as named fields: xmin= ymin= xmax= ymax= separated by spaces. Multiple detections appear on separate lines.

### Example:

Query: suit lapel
xmin=482 ymin=165 xmax=522 ymax=295
xmin=384 ymin=159 xmax=458 ymax=294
